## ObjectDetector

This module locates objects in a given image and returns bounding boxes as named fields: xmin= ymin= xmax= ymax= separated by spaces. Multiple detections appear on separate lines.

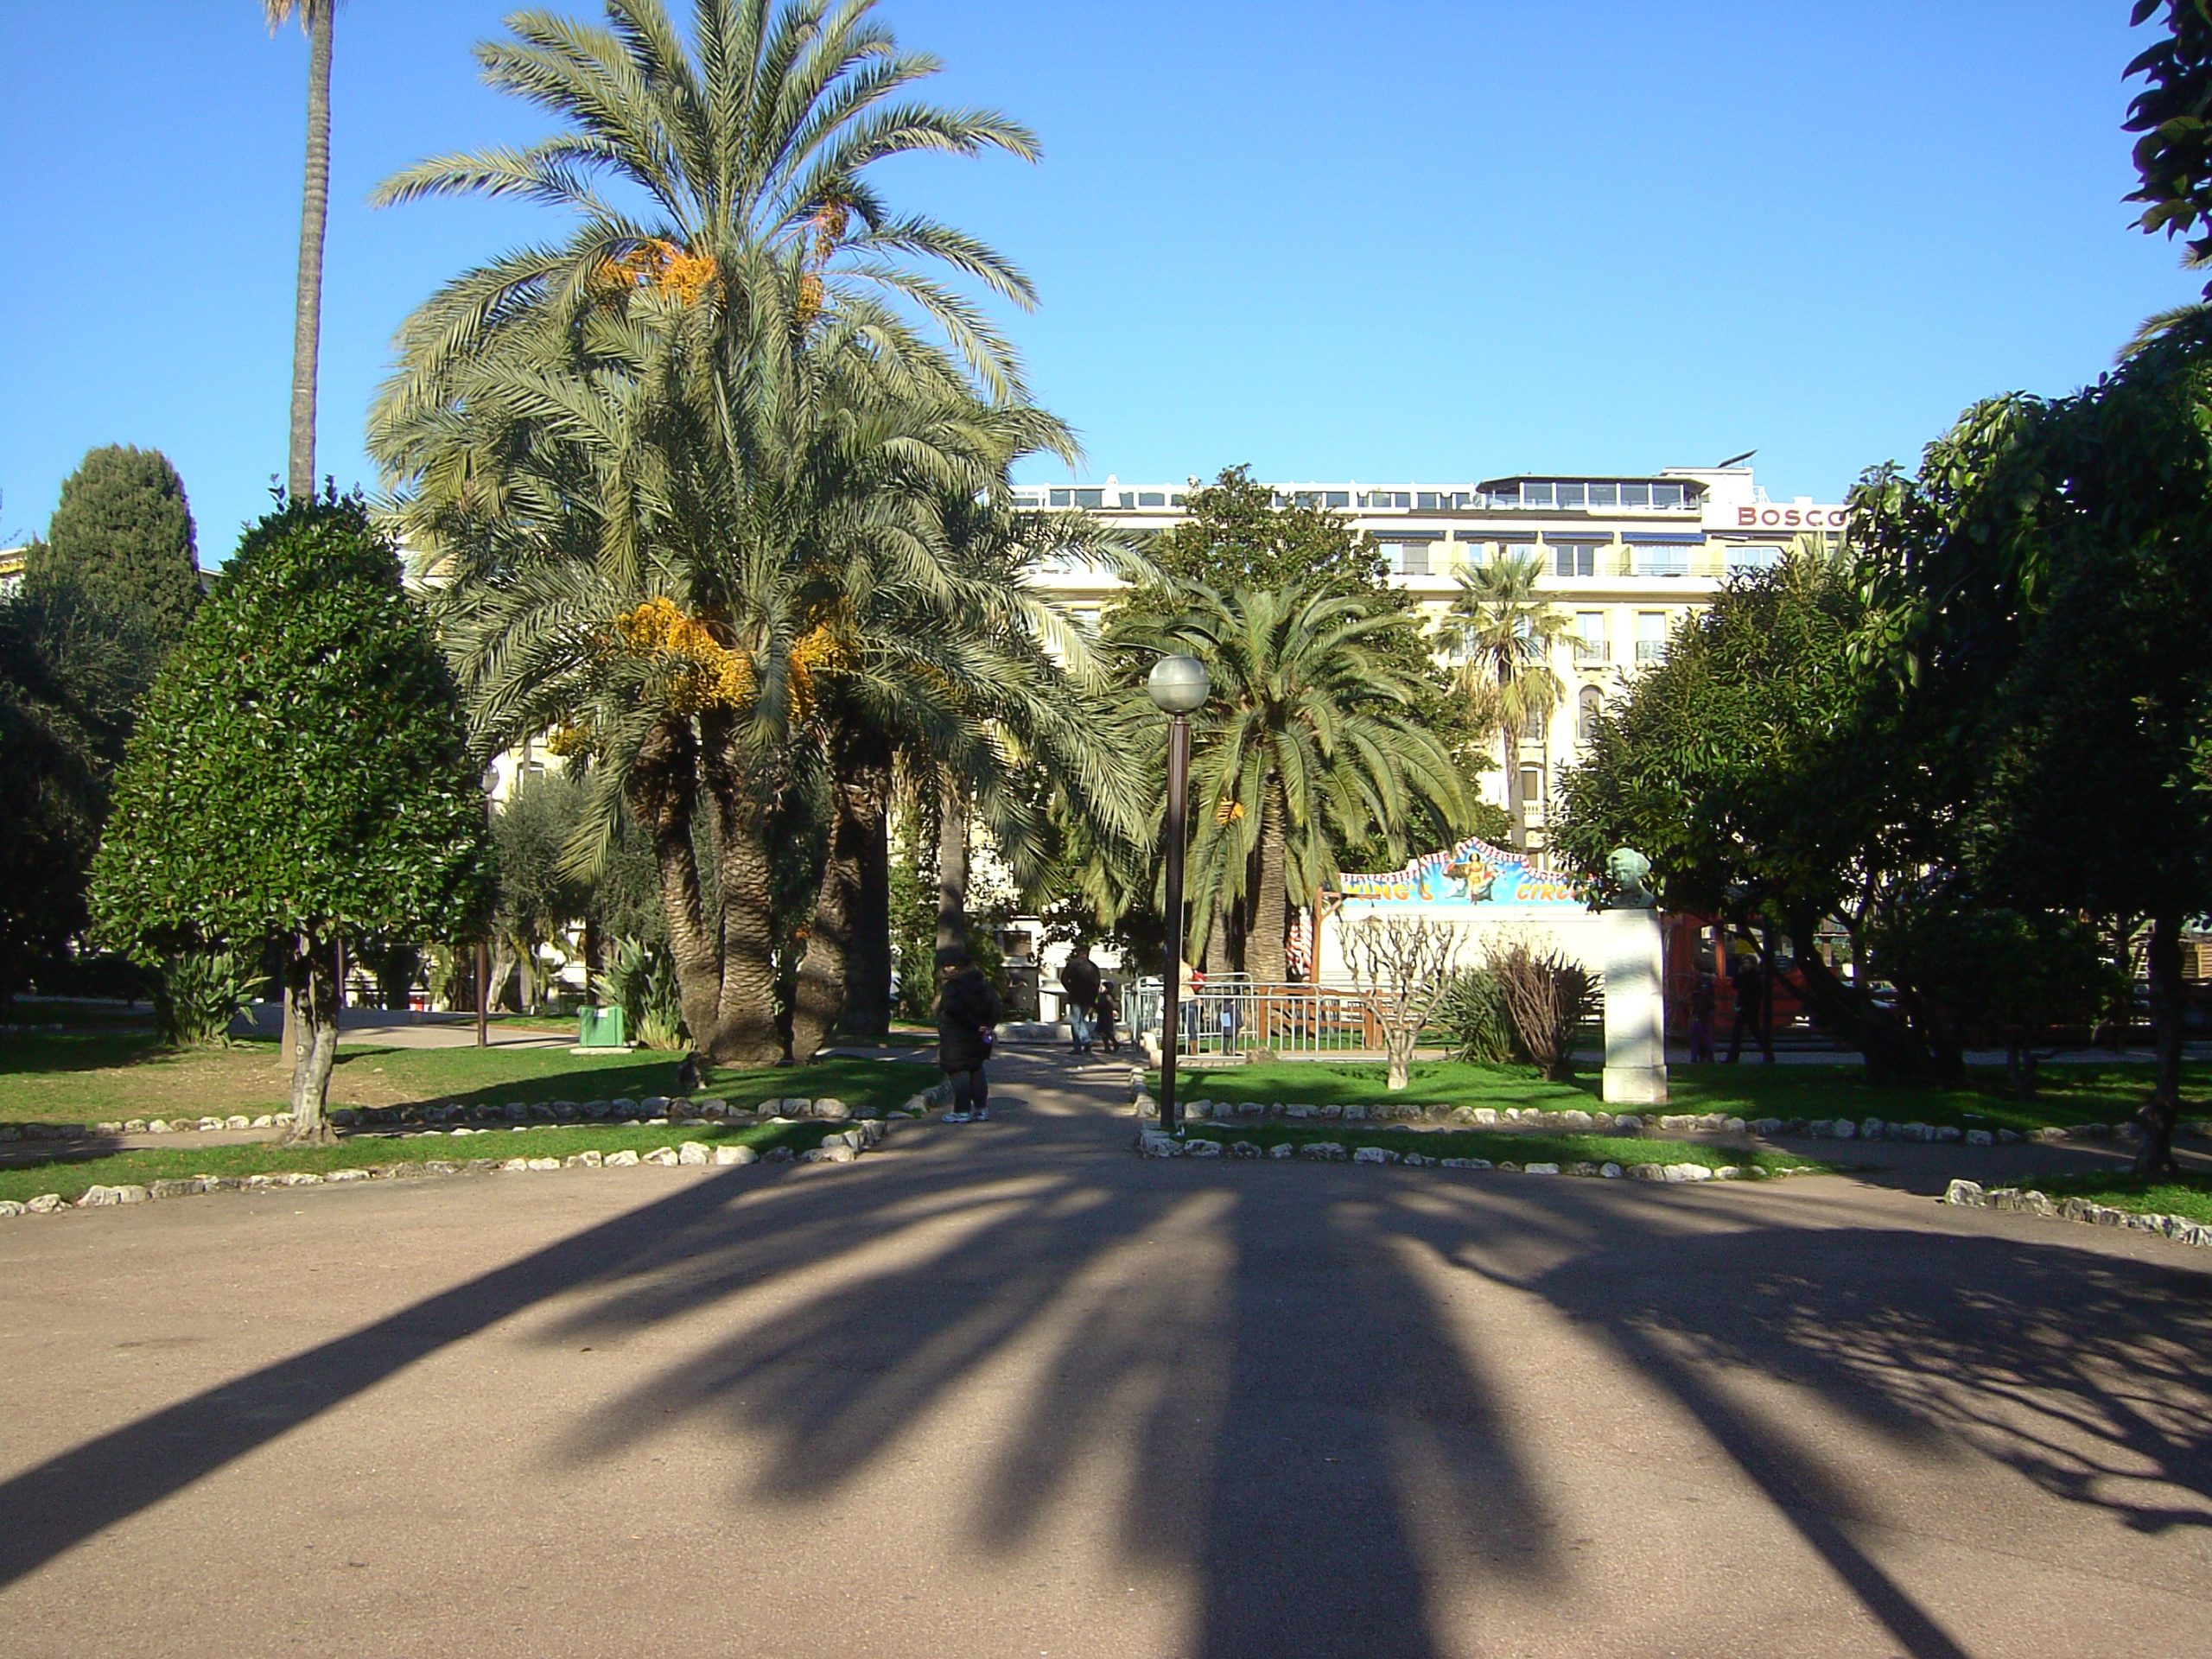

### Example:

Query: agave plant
xmin=591 ymin=937 xmax=686 ymax=1050
xmin=153 ymin=950 xmax=266 ymax=1050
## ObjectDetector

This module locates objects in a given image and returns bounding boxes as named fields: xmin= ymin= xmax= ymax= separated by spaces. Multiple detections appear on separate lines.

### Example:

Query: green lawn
xmin=1184 ymin=1119 xmax=1823 ymax=1174
xmin=1989 ymin=1172 xmax=2212 ymax=1227
xmin=1162 ymin=1058 xmax=2207 ymax=1135
xmin=0 ymin=1033 xmax=935 ymax=1127
xmin=0 ymin=1117 xmax=844 ymax=1206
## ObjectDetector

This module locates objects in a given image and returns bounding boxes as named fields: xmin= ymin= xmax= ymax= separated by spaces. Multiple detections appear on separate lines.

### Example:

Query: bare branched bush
xmin=1484 ymin=938 xmax=1597 ymax=1081
xmin=1342 ymin=917 xmax=1459 ymax=1089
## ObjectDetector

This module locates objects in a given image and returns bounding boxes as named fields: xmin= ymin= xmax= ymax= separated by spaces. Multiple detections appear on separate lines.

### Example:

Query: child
xmin=1094 ymin=981 xmax=1121 ymax=1053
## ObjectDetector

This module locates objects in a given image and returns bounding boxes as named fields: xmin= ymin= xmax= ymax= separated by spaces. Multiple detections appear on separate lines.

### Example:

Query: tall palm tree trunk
xmin=935 ymin=775 xmax=969 ymax=953
xmin=791 ymin=742 xmax=890 ymax=1060
xmin=845 ymin=812 xmax=892 ymax=1040
xmin=1204 ymin=905 xmax=1232 ymax=976
xmin=1501 ymin=725 xmax=1524 ymax=851
xmin=1248 ymin=791 xmax=1289 ymax=983
xmin=627 ymin=717 xmax=721 ymax=1046
xmin=700 ymin=727 xmax=784 ymax=1065
xmin=287 ymin=0 xmax=333 ymax=503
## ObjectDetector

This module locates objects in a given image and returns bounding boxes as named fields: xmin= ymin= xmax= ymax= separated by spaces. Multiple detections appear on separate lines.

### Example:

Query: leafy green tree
xmin=29 ymin=446 xmax=200 ymax=645
xmin=1440 ymin=550 xmax=1568 ymax=851
xmin=1871 ymin=323 xmax=2212 ymax=1173
xmin=90 ymin=498 xmax=495 ymax=1142
xmin=1551 ymin=545 xmax=1951 ymax=1083
xmin=492 ymin=768 xmax=594 ymax=1010
xmin=264 ymin=1 xmax=337 ymax=501
xmin=1141 ymin=586 xmax=1465 ymax=982
xmin=1146 ymin=467 xmax=1392 ymax=594
xmin=2127 ymin=1 xmax=2212 ymax=279
xmin=1869 ymin=904 xmax=2113 ymax=1096
xmin=0 ymin=577 xmax=156 ymax=1005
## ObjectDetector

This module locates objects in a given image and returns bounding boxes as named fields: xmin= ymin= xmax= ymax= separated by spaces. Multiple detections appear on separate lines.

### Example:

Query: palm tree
xmin=371 ymin=0 xmax=1041 ymax=418
xmin=1442 ymin=551 xmax=1569 ymax=850
xmin=264 ymin=0 xmax=336 ymax=503
xmin=1147 ymin=586 xmax=1465 ymax=983
xmin=371 ymin=0 xmax=1053 ymax=1064
xmin=786 ymin=488 xmax=1150 ymax=1058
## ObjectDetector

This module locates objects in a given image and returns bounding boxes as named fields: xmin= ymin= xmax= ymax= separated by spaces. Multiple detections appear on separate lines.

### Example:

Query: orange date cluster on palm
xmin=611 ymin=597 xmax=850 ymax=721
xmin=595 ymin=238 xmax=717 ymax=306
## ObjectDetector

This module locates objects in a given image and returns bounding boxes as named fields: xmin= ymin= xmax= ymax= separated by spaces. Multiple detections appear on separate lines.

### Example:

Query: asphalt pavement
xmin=1 ymin=1047 xmax=2205 ymax=1658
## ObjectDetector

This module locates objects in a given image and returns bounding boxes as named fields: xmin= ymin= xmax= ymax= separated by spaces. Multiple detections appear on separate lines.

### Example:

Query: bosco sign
xmin=1707 ymin=503 xmax=1851 ymax=531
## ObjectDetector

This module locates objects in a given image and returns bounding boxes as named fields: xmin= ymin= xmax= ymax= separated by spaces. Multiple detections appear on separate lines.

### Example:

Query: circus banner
xmin=1335 ymin=836 xmax=1586 ymax=908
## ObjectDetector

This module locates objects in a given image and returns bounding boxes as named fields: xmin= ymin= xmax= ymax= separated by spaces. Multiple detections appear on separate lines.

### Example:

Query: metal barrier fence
xmin=1122 ymin=975 xmax=1387 ymax=1058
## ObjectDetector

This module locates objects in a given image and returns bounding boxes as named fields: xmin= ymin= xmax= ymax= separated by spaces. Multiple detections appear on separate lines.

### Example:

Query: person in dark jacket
xmin=1060 ymin=943 xmax=1103 ymax=1053
xmin=935 ymin=947 xmax=1004 ymax=1122
xmin=1726 ymin=944 xmax=1774 ymax=1064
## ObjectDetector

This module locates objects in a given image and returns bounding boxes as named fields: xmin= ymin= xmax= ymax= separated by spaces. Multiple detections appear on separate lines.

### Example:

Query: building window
xmin=1630 ymin=543 xmax=1690 ymax=576
xmin=1520 ymin=482 xmax=1557 ymax=509
xmin=1551 ymin=542 xmax=1596 ymax=578
xmin=1579 ymin=685 xmax=1604 ymax=740
xmin=1325 ymin=491 xmax=1351 ymax=509
xmin=1649 ymin=482 xmax=1687 ymax=509
xmin=1048 ymin=487 xmax=1073 ymax=507
xmin=1556 ymin=482 xmax=1587 ymax=509
xmin=1499 ymin=540 xmax=1539 ymax=568
xmin=1586 ymin=482 xmax=1618 ymax=508
xmin=1618 ymin=482 xmax=1650 ymax=508
xmin=1137 ymin=491 xmax=1167 ymax=508
xmin=1521 ymin=705 xmax=1546 ymax=743
xmin=1519 ymin=764 xmax=1546 ymax=804
xmin=1636 ymin=613 xmax=1667 ymax=664
xmin=1361 ymin=490 xmax=1410 ymax=510
xmin=1074 ymin=488 xmax=1103 ymax=509
xmin=1727 ymin=543 xmax=1784 ymax=573
xmin=1573 ymin=612 xmax=1607 ymax=662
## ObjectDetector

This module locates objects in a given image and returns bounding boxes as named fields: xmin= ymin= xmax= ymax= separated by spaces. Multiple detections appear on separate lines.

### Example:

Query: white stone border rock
xmin=0 ymin=1090 xmax=939 ymax=1148
xmin=1942 ymin=1178 xmax=2212 ymax=1249
xmin=0 ymin=1116 xmax=896 ymax=1222
xmin=1127 ymin=1081 xmax=2209 ymax=1154
xmin=1134 ymin=1128 xmax=1816 ymax=1185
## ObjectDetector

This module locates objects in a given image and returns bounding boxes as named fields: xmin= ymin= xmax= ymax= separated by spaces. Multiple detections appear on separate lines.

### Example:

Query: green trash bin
xmin=578 ymin=1006 xmax=626 ymax=1049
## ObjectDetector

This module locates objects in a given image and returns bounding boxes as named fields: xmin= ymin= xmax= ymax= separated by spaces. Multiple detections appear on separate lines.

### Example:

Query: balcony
xmin=1572 ymin=639 xmax=1611 ymax=664
xmin=1634 ymin=640 xmax=1666 ymax=664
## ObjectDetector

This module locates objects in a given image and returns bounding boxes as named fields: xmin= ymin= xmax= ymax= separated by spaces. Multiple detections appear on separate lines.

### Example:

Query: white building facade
xmin=1013 ymin=463 xmax=1849 ymax=850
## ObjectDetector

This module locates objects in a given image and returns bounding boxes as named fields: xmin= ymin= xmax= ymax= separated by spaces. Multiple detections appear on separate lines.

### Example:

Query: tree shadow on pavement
xmin=1386 ymin=1185 xmax=2212 ymax=1659
xmin=5 ymin=1072 xmax=2209 ymax=1659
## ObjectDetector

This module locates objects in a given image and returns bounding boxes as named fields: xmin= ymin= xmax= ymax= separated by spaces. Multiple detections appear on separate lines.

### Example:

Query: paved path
xmin=2 ymin=1052 xmax=2206 ymax=1658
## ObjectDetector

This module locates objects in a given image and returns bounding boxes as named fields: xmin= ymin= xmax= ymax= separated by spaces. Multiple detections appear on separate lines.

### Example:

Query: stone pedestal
xmin=1601 ymin=906 xmax=1669 ymax=1107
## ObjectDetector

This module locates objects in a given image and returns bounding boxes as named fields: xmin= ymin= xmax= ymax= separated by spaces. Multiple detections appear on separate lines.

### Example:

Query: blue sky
xmin=0 ymin=1 xmax=2197 ymax=560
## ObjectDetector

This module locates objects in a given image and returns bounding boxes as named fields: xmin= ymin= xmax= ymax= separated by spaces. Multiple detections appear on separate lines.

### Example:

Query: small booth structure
xmin=1312 ymin=835 xmax=1605 ymax=981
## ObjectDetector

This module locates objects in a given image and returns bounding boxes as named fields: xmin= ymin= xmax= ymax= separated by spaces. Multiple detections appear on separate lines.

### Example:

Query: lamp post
xmin=1147 ymin=653 xmax=1210 ymax=1134
xmin=478 ymin=762 xmax=498 ymax=1049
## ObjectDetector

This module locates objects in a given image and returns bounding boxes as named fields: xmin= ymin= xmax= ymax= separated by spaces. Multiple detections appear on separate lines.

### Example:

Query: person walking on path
xmin=1060 ymin=943 xmax=1103 ymax=1055
xmin=935 ymin=947 xmax=1004 ymax=1122
xmin=1688 ymin=972 xmax=1717 ymax=1064
xmin=1726 ymin=943 xmax=1774 ymax=1064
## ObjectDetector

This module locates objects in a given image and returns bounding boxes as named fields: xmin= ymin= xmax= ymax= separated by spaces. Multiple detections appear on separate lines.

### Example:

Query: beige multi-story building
xmin=1013 ymin=464 xmax=1849 ymax=849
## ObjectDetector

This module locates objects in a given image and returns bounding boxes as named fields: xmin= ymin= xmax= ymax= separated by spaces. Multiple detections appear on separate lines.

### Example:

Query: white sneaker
xmin=944 ymin=1110 xmax=971 ymax=1123
xmin=971 ymin=1106 xmax=991 ymax=1122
